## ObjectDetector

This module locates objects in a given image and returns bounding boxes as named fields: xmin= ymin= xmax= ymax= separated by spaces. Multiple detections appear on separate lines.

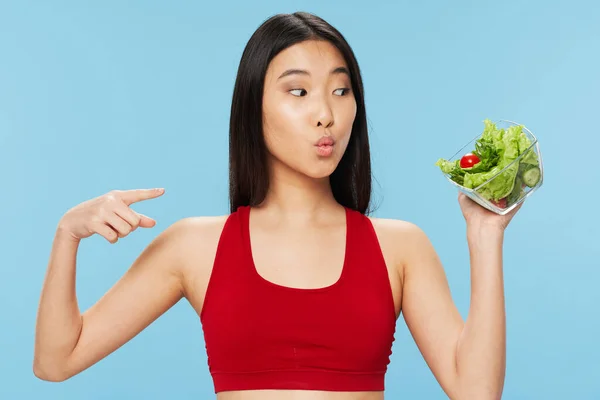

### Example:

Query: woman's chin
xmin=270 ymin=154 xmax=341 ymax=180
xmin=302 ymin=161 xmax=340 ymax=180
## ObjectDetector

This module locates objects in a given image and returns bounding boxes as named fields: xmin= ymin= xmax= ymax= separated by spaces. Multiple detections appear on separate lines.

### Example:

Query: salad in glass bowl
xmin=435 ymin=119 xmax=543 ymax=215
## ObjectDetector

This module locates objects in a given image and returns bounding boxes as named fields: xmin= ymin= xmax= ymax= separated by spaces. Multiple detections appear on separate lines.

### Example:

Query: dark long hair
xmin=229 ymin=12 xmax=372 ymax=214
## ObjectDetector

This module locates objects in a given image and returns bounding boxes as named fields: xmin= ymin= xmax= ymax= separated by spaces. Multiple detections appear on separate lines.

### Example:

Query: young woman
xmin=34 ymin=11 xmax=520 ymax=400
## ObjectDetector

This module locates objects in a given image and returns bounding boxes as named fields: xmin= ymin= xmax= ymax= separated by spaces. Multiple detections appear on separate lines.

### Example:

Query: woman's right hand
xmin=58 ymin=188 xmax=165 ymax=243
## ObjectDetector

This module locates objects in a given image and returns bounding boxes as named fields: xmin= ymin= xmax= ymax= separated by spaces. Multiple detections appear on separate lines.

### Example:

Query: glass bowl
xmin=439 ymin=120 xmax=544 ymax=216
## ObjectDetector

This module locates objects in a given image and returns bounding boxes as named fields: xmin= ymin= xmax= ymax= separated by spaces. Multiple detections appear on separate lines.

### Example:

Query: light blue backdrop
xmin=1 ymin=0 xmax=598 ymax=399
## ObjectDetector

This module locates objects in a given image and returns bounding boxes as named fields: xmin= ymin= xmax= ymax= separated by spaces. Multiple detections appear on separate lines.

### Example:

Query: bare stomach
xmin=216 ymin=390 xmax=384 ymax=400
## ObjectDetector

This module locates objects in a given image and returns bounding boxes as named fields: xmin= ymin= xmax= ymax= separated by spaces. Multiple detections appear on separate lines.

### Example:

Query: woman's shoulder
xmin=367 ymin=215 xmax=426 ymax=241
xmin=164 ymin=214 xmax=230 ymax=248
xmin=367 ymin=216 xmax=433 ymax=271
xmin=169 ymin=214 xmax=231 ymax=234
xmin=154 ymin=214 xmax=231 ymax=300
xmin=155 ymin=214 xmax=231 ymax=270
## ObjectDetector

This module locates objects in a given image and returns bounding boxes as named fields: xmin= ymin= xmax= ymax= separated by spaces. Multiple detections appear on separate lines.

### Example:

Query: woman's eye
xmin=334 ymin=88 xmax=351 ymax=96
xmin=289 ymin=89 xmax=307 ymax=97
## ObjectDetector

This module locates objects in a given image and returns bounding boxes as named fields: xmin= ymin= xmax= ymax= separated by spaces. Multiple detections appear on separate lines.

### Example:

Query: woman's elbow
xmin=32 ymin=357 xmax=71 ymax=382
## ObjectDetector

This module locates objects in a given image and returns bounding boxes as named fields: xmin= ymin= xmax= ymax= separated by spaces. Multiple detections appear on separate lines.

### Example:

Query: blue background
xmin=1 ymin=0 xmax=598 ymax=398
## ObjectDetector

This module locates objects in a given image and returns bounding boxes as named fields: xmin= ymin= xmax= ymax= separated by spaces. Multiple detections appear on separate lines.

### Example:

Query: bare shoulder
xmin=161 ymin=214 xmax=229 ymax=312
xmin=161 ymin=214 xmax=229 ymax=268
xmin=368 ymin=216 xmax=429 ymax=249
xmin=146 ymin=215 xmax=219 ymax=255
xmin=162 ymin=215 xmax=229 ymax=247
xmin=368 ymin=216 xmax=424 ymax=237
xmin=367 ymin=216 xmax=433 ymax=274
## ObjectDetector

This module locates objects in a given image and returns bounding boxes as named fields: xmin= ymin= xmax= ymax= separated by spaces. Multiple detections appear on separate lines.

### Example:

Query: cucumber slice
xmin=522 ymin=166 xmax=541 ymax=187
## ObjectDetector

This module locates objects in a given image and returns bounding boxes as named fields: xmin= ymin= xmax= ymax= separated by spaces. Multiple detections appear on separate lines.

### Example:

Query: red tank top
xmin=200 ymin=206 xmax=397 ymax=393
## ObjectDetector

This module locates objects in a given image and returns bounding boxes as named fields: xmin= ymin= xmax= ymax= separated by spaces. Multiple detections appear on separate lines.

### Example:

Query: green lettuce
xmin=436 ymin=119 xmax=540 ymax=201
xmin=463 ymin=125 xmax=520 ymax=200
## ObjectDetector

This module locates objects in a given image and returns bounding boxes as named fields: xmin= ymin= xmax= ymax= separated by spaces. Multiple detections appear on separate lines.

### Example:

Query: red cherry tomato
xmin=460 ymin=153 xmax=481 ymax=169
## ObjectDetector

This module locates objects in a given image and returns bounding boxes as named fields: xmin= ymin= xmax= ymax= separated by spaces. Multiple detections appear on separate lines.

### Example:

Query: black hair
xmin=229 ymin=11 xmax=372 ymax=214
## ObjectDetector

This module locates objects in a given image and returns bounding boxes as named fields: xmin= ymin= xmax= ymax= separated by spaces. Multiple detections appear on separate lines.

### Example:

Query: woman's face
xmin=262 ymin=39 xmax=357 ymax=179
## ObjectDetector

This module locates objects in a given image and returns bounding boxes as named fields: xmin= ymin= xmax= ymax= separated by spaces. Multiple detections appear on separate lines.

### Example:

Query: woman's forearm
xmin=455 ymin=225 xmax=506 ymax=399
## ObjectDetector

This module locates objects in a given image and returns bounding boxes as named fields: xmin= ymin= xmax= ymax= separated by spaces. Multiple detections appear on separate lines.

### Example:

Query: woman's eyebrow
xmin=277 ymin=66 xmax=350 ymax=80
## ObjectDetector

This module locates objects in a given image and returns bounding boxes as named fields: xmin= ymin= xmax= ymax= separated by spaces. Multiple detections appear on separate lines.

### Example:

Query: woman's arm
xmin=33 ymin=189 xmax=201 ymax=382
xmin=400 ymin=223 xmax=506 ymax=399
xmin=34 ymin=219 xmax=193 ymax=381
xmin=399 ymin=194 xmax=519 ymax=399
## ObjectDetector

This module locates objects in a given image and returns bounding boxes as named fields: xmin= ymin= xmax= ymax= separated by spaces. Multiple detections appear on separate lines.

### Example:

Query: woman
xmin=33 ymin=12 xmax=519 ymax=400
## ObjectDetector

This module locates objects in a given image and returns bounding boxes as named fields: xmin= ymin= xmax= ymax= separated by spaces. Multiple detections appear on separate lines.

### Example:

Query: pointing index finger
xmin=119 ymin=188 xmax=165 ymax=205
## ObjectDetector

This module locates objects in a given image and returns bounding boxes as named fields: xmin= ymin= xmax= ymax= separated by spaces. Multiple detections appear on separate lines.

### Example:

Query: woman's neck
xmin=256 ymin=159 xmax=342 ymax=223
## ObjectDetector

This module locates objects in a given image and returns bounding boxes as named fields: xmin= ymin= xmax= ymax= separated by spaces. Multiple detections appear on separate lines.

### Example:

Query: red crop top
xmin=200 ymin=206 xmax=397 ymax=393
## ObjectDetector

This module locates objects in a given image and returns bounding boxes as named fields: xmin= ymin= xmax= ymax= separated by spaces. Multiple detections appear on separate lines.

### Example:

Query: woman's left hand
xmin=458 ymin=192 xmax=523 ymax=232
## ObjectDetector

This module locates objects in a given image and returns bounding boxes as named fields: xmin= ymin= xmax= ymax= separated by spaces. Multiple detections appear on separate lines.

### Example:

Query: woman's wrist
xmin=466 ymin=222 xmax=505 ymax=242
